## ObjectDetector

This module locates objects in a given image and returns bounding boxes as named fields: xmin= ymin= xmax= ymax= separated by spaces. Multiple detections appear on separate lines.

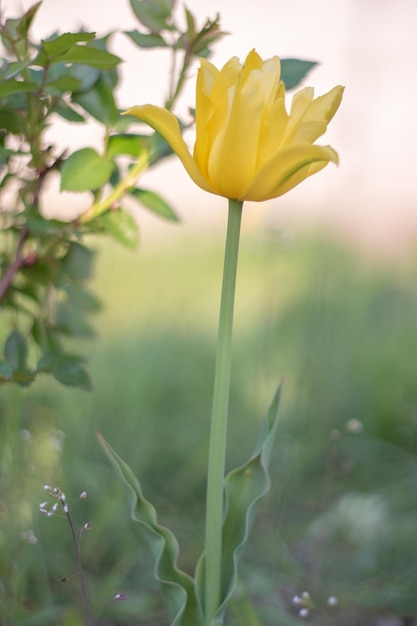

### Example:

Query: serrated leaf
xmin=53 ymin=363 xmax=91 ymax=389
xmin=61 ymin=241 xmax=95 ymax=281
xmin=4 ymin=60 xmax=32 ymax=79
xmin=17 ymin=2 xmax=42 ymax=38
xmin=0 ymin=359 xmax=13 ymax=380
xmin=101 ymin=208 xmax=139 ymax=249
xmin=129 ymin=187 xmax=178 ymax=222
xmin=26 ymin=215 xmax=66 ymax=234
xmin=66 ymin=64 xmax=100 ymax=93
xmin=107 ymin=134 xmax=145 ymax=159
xmin=195 ymin=382 xmax=283 ymax=622
xmin=5 ymin=330 xmax=28 ymax=371
xmin=54 ymin=100 xmax=85 ymax=123
xmin=280 ymin=58 xmax=318 ymax=90
xmin=38 ymin=353 xmax=92 ymax=390
xmin=54 ymin=45 xmax=121 ymax=69
xmin=0 ymin=78 xmax=37 ymax=99
xmin=65 ymin=284 xmax=101 ymax=312
xmin=97 ymin=432 xmax=204 ymax=626
xmin=61 ymin=148 xmax=114 ymax=192
xmin=42 ymin=32 xmax=96 ymax=57
xmin=45 ymin=75 xmax=82 ymax=93
xmin=130 ymin=0 xmax=174 ymax=32
xmin=71 ymin=74 xmax=119 ymax=125
xmin=125 ymin=29 xmax=167 ymax=48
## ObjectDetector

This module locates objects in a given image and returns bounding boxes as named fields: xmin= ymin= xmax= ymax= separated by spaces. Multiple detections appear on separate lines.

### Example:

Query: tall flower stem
xmin=204 ymin=198 xmax=243 ymax=625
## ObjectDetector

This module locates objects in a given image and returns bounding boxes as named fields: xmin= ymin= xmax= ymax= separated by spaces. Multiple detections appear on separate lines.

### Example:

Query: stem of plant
xmin=64 ymin=503 xmax=94 ymax=626
xmin=204 ymin=198 xmax=243 ymax=625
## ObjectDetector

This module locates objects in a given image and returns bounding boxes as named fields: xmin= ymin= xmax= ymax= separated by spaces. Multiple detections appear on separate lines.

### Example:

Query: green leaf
xmin=0 ymin=359 xmax=13 ymax=380
xmin=0 ymin=78 xmax=37 ymax=99
xmin=195 ymin=382 xmax=283 ymax=622
xmin=66 ymin=64 xmax=100 ymax=93
xmin=26 ymin=215 xmax=66 ymax=234
xmin=5 ymin=330 xmax=28 ymax=371
xmin=107 ymin=134 xmax=145 ymax=159
xmin=280 ymin=58 xmax=318 ymax=90
xmin=53 ymin=362 xmax=91 ymax=389
xmin=42 ymin=32 xmax=96 ymax=57
xmin=64 ymin=284 xmax=102 ymax=312
xmin=97 ymin=432 xmax=204 ymax=626
xmin=60 ymin=148 xmax=114 ymax=192
xmin=129 ymin=187 xmax=178 ymax=222
xmin=45 ymin=75 xmax=83 ymax=93
xmin=4 ymin=60 xmax=33 ymax=80
xmin=100 ymin=208 xmax=139 ymax=249
xmin=71 ymin=73 xmax=119 ymax=125
xmin=17 ymin=2 xmax=42 ymax=38
xmin=130 ymin=0 xmax=175 ymax=32
xmin=54 ymin=45 xmax=121 ymax=69
xmin=61 ymin=241 xmax=95 ymax=281
xmin=53 ymin=100 xmax=85 ymax=123
xmin=125 ymin=29 xmax=167 ymax=48
xmin=38 ymin=353 xmax=92 ymax=390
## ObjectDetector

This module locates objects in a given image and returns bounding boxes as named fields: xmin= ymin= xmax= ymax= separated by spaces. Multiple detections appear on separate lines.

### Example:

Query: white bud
xmin=301 ymin=591 xmax=311 ymax=601
xmin=299 ymin=608 xmax=309 ymax=618
xmin=327 ymin=596 xmax=338 ymax=606
xmin=292 ymin=595 xmax=302 ymax=605
xmin=113 ymin=592 xmax=126 ymax=601
xmin=80 ymin=491 xmax=87 ymax=499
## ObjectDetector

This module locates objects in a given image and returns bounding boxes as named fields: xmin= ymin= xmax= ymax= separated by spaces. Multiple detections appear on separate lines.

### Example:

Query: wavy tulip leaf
xmin=97 ymin=432 xmax=204 ymax=626
xmin=280 ymin=58 xmax=317 ymax=91
xmin=195 ymin=381 xmax=283 ymax=621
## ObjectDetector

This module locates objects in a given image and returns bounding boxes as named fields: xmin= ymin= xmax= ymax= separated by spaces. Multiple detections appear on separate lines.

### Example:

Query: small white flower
xmin=301 ymin=591 xmax=311 ymax=601
xmin=80 ymin=491 xmax=87 ymax=499
xmin=327 ymin=596 xmax=338 ymax=606
xmin=113 ymin=592 xmax=126 ymax=601
xmin=299 ymin=608 xmax=309 ymax=618
xmin=292 ymin=595 xmax=302 ymax=605
xmin=346 ymin=419 xmax=363 ymax=434
xmin=20 ymin=530 xmax=38 ymax=544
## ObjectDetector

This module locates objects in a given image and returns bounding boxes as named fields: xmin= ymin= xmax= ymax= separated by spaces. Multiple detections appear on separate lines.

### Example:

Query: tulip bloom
xmin=127 ymin=49 xmax=343 ymax=202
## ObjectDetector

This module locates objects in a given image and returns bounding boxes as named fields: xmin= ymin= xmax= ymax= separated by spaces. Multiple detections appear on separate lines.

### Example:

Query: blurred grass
xmin=2 ymin=226 xmax=417 ymax=625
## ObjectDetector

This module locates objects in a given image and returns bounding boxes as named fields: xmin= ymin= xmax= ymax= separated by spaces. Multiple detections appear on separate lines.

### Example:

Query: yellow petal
xmin=207 ymin=80 xmax=264 ymax=198
xmin=242 ymin=144 xmax=339 ymax=201
xmin=292 ymin=85 xmax=345 ymax=143
xmin=256 ymin=87 xmax=288 ymax=167
xmin=126 ymin=105 xmax=215 ymax=194
xmin=194 ymin=57 xmax=241 ymax=180
xmin=303 ymin=85 xmax=344 ymax=124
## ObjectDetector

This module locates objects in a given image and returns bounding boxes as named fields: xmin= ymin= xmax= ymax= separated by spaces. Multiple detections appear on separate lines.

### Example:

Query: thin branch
xmin=0 ymin=226 xmax=28 ymax=302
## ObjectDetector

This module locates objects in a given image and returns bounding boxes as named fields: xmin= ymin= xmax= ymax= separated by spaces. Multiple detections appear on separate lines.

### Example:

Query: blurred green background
xmin=2 ymin=226 xmax=417 ymax=626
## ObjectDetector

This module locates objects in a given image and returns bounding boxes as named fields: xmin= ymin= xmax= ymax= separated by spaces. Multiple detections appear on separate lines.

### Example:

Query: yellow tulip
xmin=126 ymin=49 xmax=344 ymax=202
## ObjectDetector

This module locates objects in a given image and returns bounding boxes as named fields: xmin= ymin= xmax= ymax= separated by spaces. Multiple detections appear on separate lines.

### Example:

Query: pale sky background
xmin=3 ymin=0 xmax=417 ymax=255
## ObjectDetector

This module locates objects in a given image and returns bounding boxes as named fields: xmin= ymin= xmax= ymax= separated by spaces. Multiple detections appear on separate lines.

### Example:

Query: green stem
xmin=79 ymin=150 xmax=148 ymax=223
xmin=204 ymin=198 xmax=243 ymax=625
